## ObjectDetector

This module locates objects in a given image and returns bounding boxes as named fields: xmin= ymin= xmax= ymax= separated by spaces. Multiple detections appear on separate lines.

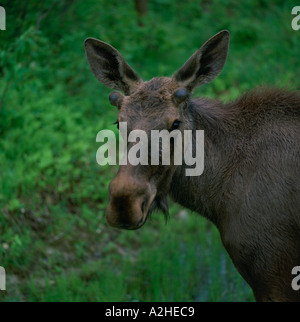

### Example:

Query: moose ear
xmin=173 ymin=30 xmax=230 ymax=91
xmin=84 ymin=38 xmax=142 ymax=95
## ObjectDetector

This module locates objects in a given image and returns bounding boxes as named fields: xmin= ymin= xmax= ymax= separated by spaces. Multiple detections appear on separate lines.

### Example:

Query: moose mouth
xmin=124 ymin=212 xmax=149 ymax=231
xmin=119 ymin=201 xmax=151 ymax=230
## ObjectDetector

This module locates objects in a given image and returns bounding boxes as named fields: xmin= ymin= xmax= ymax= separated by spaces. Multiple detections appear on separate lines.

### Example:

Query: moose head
xmin=84 ymin=31 xmax=230 ymax=230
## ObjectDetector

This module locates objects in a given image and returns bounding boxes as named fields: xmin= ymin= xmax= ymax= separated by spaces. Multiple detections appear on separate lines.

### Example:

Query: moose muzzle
xmin=106 ymin=174 xmax=154 ymax=230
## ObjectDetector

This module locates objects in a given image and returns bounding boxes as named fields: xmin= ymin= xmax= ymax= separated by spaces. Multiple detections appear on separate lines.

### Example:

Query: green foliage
xmin=0 ymin=0 xmax=299 ymax=302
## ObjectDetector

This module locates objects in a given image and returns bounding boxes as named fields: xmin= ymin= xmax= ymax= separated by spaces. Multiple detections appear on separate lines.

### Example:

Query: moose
xmin=84 ymin=31 xmax=300 ymax=302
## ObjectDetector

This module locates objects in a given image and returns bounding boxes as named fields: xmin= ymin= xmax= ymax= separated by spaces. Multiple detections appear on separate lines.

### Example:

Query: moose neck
xmin=170 ymin=97 xmax=232 ymax=226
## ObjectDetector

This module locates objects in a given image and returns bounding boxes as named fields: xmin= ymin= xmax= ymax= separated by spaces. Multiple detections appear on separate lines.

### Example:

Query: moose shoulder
xmin=84 ymin=31 xmax=300 ymax=302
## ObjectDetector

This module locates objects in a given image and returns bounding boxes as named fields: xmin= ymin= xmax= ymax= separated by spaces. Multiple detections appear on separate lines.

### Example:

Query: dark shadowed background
xmin=0 ymin=0 xmax=299 ymax=302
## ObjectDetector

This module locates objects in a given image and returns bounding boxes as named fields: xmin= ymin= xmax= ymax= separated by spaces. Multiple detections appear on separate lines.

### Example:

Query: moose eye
xmin=170 ymin=120 xmax=181 ymax=131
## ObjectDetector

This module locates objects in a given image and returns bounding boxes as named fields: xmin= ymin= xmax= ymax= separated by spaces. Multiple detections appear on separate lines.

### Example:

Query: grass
xmin=2 ymin=210 xmax=254 ymax=302
xmin=0 ymin=0 xmax=299 ymax=302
